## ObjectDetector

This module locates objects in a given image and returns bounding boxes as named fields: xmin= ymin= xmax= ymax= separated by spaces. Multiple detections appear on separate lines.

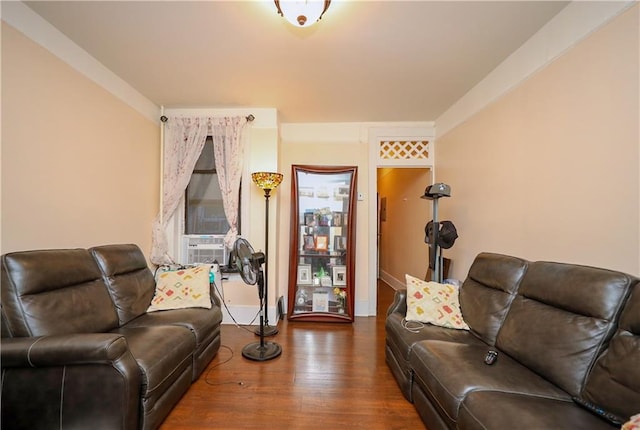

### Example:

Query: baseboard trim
xmin=379 ymin=270 xmax=405 ymax=291
xmin=221 ymin=304 xmax=277 ymax=326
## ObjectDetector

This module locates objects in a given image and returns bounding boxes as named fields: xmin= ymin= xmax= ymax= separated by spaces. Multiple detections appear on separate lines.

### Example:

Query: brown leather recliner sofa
xmin=386 ymin=252 xmax=640 ymax=429
xmin=1 ymin=244 xmax=223 ymax=430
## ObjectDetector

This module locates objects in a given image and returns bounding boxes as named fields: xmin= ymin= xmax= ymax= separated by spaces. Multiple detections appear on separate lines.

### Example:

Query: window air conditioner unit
xmin=182 ymin=235 xmax=229 ymax=266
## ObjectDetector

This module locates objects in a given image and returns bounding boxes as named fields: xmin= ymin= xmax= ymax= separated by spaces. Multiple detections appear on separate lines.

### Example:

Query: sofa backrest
xmin=1 ymin=249 xmax=119 ymax=337
xmin=459 ymin=253 xmax=528 ymax=345
xmin=90 ymin=244 xmax=156 ymax=326
xmin=580 ymin=281 xmax=640 ymax=420
xmin=496 ymin=260 xmax=636 ymax=397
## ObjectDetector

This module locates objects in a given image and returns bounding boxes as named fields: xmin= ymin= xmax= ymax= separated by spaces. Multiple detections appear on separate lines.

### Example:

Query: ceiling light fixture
xmin=274 ymin=0 xmax=331 ymax=28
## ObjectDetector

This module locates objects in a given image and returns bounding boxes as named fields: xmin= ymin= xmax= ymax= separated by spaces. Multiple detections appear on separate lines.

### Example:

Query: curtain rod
xmin=159 ymin=114 xmax=255 ymax=123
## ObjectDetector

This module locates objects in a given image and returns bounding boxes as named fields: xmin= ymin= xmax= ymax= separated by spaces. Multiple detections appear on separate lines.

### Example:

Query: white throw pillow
xmin=147 ymin=265 xmax=212 ymax=312
xmin=405 ymin=274 xmax=469 ymax=330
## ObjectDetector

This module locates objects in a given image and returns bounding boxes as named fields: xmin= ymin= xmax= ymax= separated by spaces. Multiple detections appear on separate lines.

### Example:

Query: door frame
xmin=367 ymin=126 xmax=435 ymax=315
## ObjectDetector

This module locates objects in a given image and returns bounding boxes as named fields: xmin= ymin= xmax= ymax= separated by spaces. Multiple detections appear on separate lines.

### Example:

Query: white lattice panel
xmin=378 ymin=140 xmax=431 ymax=165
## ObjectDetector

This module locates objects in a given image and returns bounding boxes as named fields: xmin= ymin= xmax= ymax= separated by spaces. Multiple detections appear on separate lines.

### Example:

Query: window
xmin=185 ymin=137 xmax=239 ymax=234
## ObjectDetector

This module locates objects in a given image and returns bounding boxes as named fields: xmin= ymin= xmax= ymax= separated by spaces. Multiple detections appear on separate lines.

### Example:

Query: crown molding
xmin=280 ymin=121 xmax=434 ymax=145
xmin=436 ymin=1 xmax=636 ymax=138
xmin=1 ymin=1 xmax=160 ymax=123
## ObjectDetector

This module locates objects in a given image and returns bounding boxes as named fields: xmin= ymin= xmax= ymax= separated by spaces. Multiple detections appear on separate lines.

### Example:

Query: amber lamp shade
xmin=252 ymin=172 xmax=283 ymax=193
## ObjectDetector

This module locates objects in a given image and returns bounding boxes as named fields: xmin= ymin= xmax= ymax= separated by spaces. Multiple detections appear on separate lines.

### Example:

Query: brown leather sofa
xmin=386 ymin=252 xmax=640 ymax=429
xmin=1 ymin=244 xmax=223 ymax=430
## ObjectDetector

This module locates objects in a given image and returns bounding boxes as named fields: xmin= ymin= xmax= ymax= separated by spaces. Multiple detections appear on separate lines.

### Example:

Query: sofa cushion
xmin=405 ymin=274 xmax=468 ymax=329
xmin=580 ymin=280 xmax=640 ymax=421
xmin=126 ymin=306 xmax=222 ymax=347
xmin=1 ymin=249 xmax=119 ymax=337
xmin=496 ymin=261 xmax=634 ymax=397
xmin=385 ymin=286 xmax=483 ymax=401
xmin=126 ymin=305 xmax=223 ymax=380
xmin=113 ymin=325 xmax=194 ymax=406
xmin=386 ymin=311 xmax=482 ymax=364
xmin=147 ymin=265 xmax=212 ymax=312
xmin=409 ymin=340 xmax=569 ymax=427
xmin=459 ymin=253 xmax=528 ymax=345
xmin=90 ymin=244 xmax=156 ymax=325
xmin=458 ymin=391 xmax=616 ymax=430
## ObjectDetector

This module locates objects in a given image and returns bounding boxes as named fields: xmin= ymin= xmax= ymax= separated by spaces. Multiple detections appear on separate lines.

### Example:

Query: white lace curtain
xmin=150 ymin=115 xmax=247 ymax=265
xmin=212 ymin=117 xmax=246 ymax=250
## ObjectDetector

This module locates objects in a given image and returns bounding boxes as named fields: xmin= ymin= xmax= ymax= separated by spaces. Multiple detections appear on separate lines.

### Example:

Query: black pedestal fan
xmin=233 ymin=237 xmax=282 ymax=361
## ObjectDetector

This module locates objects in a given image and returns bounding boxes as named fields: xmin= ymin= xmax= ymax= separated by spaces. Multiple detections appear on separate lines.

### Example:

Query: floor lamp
xmin=251 ymin=171 xmax=283 ymax=337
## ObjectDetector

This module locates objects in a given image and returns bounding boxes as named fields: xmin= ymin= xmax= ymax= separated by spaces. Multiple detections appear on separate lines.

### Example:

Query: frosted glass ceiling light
xmin=274 ymin=0 xmax=331 ymax=28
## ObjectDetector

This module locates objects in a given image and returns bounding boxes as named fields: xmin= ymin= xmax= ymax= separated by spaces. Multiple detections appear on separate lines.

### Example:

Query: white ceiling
xmin=23 ymin=1 xmax=569 ymax=123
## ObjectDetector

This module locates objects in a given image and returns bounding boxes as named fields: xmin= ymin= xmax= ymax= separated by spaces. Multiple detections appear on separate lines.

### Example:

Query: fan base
xmin=254 ymin=324 xmax=278 ymax=337
xmin=242 ymin=341 xmax=282 ymax=361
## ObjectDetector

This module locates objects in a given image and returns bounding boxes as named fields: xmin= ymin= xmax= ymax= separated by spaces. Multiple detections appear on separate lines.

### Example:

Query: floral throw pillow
xmin=405 ymin=274 xmax=469 ymax=330
xmin=147 ymin=265 xmax=212 ymax=312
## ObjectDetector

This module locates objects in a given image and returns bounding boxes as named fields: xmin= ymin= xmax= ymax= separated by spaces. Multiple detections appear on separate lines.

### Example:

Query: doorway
xmin=366 ymin=126 xmax=436 ymax=316
xmin=376 ymin=167 xmax=432 ymax=293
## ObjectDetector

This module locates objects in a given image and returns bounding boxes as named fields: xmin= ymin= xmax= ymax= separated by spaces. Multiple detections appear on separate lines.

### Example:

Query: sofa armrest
xmin=210 ymin=282 xmax=222 ymax=307
xmin=387 ymin=288 xmax=407 ymax=317
xmin=1 ymin=334 xmax=141 ymax=430
xmin=2 ymin=333 xmax=130 ymax=367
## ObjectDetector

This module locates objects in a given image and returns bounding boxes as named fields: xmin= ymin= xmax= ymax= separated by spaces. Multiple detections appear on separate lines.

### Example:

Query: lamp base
xmin=242 ymin=341 xmax=282 ymax=361
xmin=255 ymin=324 xmax=278 ymax=337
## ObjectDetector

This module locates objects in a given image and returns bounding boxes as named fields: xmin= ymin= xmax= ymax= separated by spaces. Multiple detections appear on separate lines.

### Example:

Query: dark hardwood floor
xmin=160 ymin=281 xmax=424 ymax=429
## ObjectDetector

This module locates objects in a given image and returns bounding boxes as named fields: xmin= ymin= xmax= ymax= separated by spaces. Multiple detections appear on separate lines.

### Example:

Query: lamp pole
xmin=251 ymin=172 xmax=283 ymax=337
xmin=260 ymin=187 xmax=278 ymax=336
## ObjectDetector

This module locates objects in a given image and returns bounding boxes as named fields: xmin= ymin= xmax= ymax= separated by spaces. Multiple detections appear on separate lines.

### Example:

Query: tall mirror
xmin=288 ymin=165 xmax=357 ymax=322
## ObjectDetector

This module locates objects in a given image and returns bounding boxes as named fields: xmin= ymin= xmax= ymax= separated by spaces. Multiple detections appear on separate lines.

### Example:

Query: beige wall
xmin=278 ymin=140 xmax=370 ymax=314
xmin=3 ymin=3 xmax=637 ymax=324
xmin=1 ymin=23 xmax=160 ymax=256
xmin=377 ymin=168 xmax=431 ymax=284
xmin=436 ymin=6 xmax=639 ymax=279
xmin=215 ymin=122 xmax=283 ymax=322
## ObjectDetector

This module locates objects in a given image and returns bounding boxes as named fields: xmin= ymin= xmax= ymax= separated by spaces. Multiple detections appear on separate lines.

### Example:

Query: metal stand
xmin=430 ymin=198 xmax=443 ymax=283
xmin=242 ymin=270 xmax=282 ymax=361
xmin=255 ymin=188 xmax=278 ymax=337
xmin=422 ymin=183 xmax=452 ymax=284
